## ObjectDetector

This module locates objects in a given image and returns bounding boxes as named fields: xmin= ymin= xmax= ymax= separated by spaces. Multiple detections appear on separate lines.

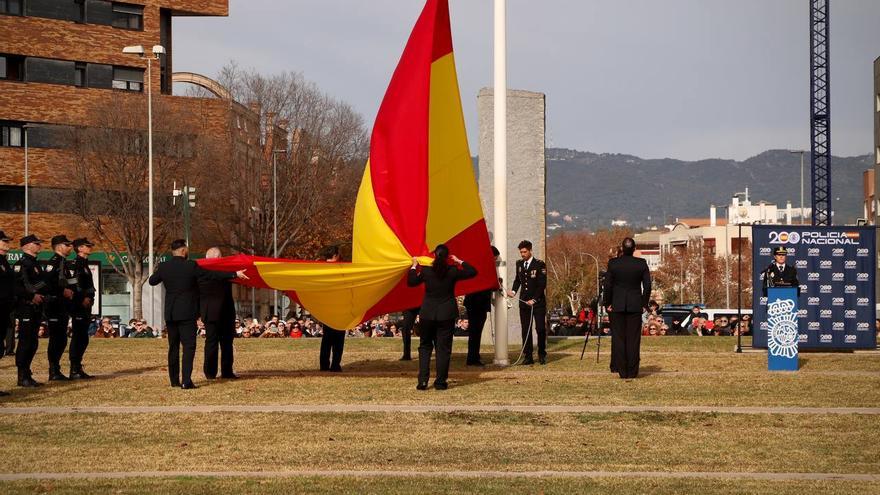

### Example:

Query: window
xmin=112 ymin=66 xmax=143 ymax=91
xmin=25 ymin=57 xmax=76 ymax=86
xmin=0 ymin=122 xmax=23 ymax=147
xmin=111 ymin=3 xmax=142 ymax=30
xmin=0 ymin=0 xmax=22 ymax=15
xmin=75 ymin=62 xmax=86 ymax=87
xmin=0 ymin=54 xmax=24 ymax=81
xmin=26 ymin=0 xmax=83 ymax=22
xmin=0 ymin=186 xmax=24 ymax=212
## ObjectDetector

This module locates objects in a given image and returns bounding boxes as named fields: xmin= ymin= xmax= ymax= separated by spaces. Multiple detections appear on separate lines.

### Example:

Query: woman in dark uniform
xmin=407 ymin=244 xmax=477 ymax=390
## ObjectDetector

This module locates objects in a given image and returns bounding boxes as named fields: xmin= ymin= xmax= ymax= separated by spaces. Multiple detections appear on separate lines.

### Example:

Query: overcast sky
xmin=173 ymin=0 xmax=880 ymax=161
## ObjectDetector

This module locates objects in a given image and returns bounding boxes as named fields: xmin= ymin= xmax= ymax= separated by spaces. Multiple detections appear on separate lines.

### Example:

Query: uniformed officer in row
xmin=45 ymin=235 xmax=76 ymax=381
xmin=14 ymin=234 xmax=50 ymax=388
xmin=507 ymin=240 xmax=548 ymax=365
xmin=0 ymin=231 xmax=14 ymax=396
xmin=69 ymin=238 xmax=96 ymax=379
xmin=763 ymin=246 xmax=800 ymax=296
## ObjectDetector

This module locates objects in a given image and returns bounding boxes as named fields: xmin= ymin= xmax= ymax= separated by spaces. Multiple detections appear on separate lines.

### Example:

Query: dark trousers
xmin=519 ymin=304 xmax=547 ymax=359
xmin=203 ymin=318 xmax=234 ymax=378
xmin=418 ymin=318 xmax=454 ymax=385
xmin=466 ymin=308 xmax=488 ymax=364
xmin=167 ymin=320 xmax=197 ymax=386
xmin=0 ymin=303 xmax=11 ymax=356
xmin=610 ymin=312 xmax=642 ymax=379
xmin=319 ymin=329 xmax=345 ymax=370
xmin=46 ymin=315 xmax=69 ymax=369
xmin=69 ymin=314 xmax=91 ymax=369
xmin=15 ymin=313 xmax=40 ymax=372
xmin=400 ymin=309 xmax=418 ymax=359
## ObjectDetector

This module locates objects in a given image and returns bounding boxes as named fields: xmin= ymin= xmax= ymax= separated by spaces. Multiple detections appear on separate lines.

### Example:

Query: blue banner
xmin=752 ymin=226 xmax=876 ymax=350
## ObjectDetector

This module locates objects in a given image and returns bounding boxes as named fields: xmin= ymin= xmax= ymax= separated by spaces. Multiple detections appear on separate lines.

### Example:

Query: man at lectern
xmin=763 ymin=247 xmax=800 ymax=296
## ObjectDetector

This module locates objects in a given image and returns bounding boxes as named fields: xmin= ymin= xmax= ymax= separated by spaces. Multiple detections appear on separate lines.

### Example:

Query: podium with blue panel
xmin=765 ymin=287 xmax=799 ymax=371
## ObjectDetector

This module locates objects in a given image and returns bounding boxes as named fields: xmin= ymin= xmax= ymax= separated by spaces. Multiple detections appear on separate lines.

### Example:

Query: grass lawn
xmin=0 ymin=337 xmax=877 ymax=494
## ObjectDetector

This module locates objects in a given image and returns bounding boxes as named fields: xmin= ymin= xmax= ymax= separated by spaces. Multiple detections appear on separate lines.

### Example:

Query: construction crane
xmin=809 ymin=0 xmax=831 ymax=225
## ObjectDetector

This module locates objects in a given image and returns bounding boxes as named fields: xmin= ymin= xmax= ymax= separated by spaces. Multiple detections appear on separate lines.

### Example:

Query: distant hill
xmin=542 ymin=148 xmax=872 ymax=230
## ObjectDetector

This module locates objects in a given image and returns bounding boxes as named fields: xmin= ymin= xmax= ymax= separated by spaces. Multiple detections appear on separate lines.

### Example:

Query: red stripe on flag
xmin=369 ymin=0 xmax=451 ymax=257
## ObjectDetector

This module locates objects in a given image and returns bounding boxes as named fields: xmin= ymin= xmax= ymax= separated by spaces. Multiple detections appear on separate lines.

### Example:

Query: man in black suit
xmin=200 ymin=247 xmax=238 ymax=380
xmin=507 ymin=240 xmax=548 ymax=365
xmin=318 ymin=245 xmax=345 ymax=372
xmin=463 ymin=245 xmax=500 ymax=366
xmin=603 ymin=237 xmax=651 ymax=379
xmin=149 ymin=240 xmax=247 ymax=389
xmin=762 ymin=246 xmax=800 ymax=296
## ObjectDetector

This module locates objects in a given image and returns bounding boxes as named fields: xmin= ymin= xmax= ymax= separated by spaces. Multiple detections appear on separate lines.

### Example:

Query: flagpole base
xmin=493 ymin=358 xmax=510 ymax=367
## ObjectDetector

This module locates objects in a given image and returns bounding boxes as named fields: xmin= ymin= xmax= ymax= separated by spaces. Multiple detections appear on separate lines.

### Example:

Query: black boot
xmin=48 ymin=364 xmax=70 ymax=381
xmin=17 ymin=369 xmax=40 ymax=388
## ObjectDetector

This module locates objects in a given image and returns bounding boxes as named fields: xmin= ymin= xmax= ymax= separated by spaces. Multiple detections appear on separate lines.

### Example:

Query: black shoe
xmin=399 ymin=356 xmax=412 ymax=361
xmin=0 ymin=390 xmax=10 ymax=396
xmin=220 ymin=373 xmax=239 ymax=379
xmin=433 ymin=381 xmax=448 ymax=390
xmin=181 ymin=382 xmax=198 ymax=390
xmin=416 ymin=382 xmax=429 ymax=390
xmin=466 ymin=361 xmax=485 ymax=367
xmin=521 ymin=358 xmax=535 ymax=365
xmin=539 ymin=356 xmax=547 ymax=365
xmin=329 ymin=365 xmax=342 ymax=373
xmin=69 ymin=368 xmax=93 ymax=380
xmin=18 ymin=376 xmax=41 ymax=388
xmin=170 ymin=382 xmax=181 ymax=388
xmin=48 ymin=367 xmax=70 ymax=381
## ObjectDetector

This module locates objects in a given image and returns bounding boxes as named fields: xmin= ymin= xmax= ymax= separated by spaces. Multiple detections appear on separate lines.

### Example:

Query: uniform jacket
xmin=511 ymin=258 xmax=547 ymax=308
xmin=407 ymin=262 xmax=477 ymax=321
xmin=71 ymin=255 xmax=96 ymax=317
xmin=762 ymin=263 xmax=800 ymax=296
xmin=14 ymin=253 xmax=49 ymax=316
xmin=603 ymin=254 xmax=652 ymax=314
xmin=148 ymin=256 xmax=236 ymax=323
xmin=44 ymin=253 xmax=76 ymax=317
xmin=0 ymin=254 xmax=14 ymax=306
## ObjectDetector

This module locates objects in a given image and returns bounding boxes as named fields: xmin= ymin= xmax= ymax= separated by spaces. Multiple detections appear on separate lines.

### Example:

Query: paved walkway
xmin=1 ymin=404 xmax=878 ymax=415
xmin=0 ymin=469 xmax=876 ymax=482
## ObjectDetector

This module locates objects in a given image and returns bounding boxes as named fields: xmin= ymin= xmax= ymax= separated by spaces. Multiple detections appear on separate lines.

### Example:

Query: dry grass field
xmin=0 ymin=336 xmax=877 ymax=494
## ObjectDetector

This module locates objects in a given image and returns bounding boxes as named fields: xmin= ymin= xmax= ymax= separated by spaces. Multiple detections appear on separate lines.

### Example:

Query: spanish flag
xmin=200 ymin=0 xmax=497 ymax=329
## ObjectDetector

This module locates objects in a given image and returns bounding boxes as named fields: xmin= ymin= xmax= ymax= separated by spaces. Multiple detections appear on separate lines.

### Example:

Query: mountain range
xmin=543 ymin=148 xmax=872 ymax=230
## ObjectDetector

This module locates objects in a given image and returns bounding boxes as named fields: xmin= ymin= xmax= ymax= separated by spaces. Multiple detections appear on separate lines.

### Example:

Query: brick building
xmin=0 ymin=1 xmax=287 ymax=324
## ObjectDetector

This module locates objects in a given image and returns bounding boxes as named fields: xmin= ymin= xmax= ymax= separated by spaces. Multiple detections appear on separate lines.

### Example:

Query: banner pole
xmin=492 ymin=0 xmax=509 ymax=366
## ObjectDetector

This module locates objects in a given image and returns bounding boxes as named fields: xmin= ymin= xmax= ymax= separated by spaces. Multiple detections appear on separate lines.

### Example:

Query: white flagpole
xmin=493 ymin=0 xmax=509 ymax=366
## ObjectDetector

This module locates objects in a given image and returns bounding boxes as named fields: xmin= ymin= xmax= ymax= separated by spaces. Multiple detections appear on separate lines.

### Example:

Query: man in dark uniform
xmin=507 ymin=240 xmax=548 ymax=365
xmin=44 ymin=235 xmax=75 ymax=381
xmin=603 ymin=237 xmax=651 ymax=379
xmin=200 ymin=247 xmax=238 ymax=380
xmin=148 ymin=239 xmax=246 ymax=389
xmin=762 ymin=247 xmax=800 ymax=296
xmin=0 ymin=231 xmax=13 ymax=395
xmin=69 ymin=238 xmax=96 ymax=379
xmin=399 ymin=307 xmax=419 ymax=361
xmin=318 ymin=246 xmax=345 ymax=372
xmin=14 ymin=234 xmax=49 ymax=387
xmin=464 ymin=245 xmax=500 ymax=366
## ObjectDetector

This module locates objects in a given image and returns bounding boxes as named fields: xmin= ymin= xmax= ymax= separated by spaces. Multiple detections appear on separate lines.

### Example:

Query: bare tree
xmin=192 ymin=63 xmax=368 ymax=259
xmin=64 ymin=95 xmax=200 ymax=318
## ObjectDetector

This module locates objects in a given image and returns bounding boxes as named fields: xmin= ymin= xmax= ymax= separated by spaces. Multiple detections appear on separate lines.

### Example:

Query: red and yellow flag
xmin=200 ymin=0 xmax=497 ymax=328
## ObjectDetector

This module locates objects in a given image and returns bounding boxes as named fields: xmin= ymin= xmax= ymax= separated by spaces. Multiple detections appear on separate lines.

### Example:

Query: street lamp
xmin=271 ymin=149 xmax=286 ymax=315
xmin=789 ymin=150 xmax=806 ymax=224
xmin=123 ymin=44 xmax=164 ymax=326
